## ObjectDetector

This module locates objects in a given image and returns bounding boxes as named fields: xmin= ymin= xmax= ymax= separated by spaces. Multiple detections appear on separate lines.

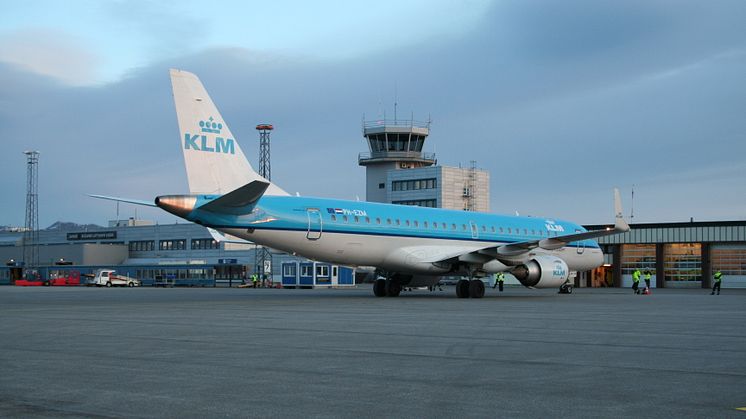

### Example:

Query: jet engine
xmin=511 ymin=256 xmax=569 ymax=288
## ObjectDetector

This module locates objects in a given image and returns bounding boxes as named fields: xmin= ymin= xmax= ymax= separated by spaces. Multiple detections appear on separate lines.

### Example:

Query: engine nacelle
xmin=511 ymin=256 xmax=569 ymax=288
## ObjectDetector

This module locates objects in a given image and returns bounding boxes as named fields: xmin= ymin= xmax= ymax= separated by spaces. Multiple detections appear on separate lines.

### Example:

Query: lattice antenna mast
xmin=255 ymin=124 xmax=274 ymax=284
xmin=256 ymin=124 xmax=273 ymax=180
xmin=22 ymin=151 xmax=40 ymax=273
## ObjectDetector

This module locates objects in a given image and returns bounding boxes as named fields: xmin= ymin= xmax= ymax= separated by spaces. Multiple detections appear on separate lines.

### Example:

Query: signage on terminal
xmin=67 ymin=231 xmax=117 ymax=241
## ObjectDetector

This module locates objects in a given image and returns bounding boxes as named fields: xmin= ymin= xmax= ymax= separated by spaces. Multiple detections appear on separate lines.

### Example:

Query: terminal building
xmin=358 ymin=118 xmax=490 ymax=212
xmin=0 ymin=221 xmax=277 ymax=286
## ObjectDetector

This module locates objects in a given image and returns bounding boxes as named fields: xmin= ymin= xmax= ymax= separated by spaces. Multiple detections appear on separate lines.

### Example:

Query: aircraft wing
xmin=88 ymin=194 xmax=157 ymax=207
xmin=427 ymin=188 xmax=630 ymax=264
xmin=207 ymin=227 xmax=252 ymax=244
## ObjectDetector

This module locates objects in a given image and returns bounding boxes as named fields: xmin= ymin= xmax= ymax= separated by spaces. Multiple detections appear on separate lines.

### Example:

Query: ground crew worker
xmin=711 ymin=270 xmax=723 ymax=295
xmin=251 ymin=273 xmax=258 ymax=288
xmin=632 ymin=268 xmax=641 ymax=294
xmin=644 ymin=270 xmax=652 ymax=291
xmin=493 ymin=272 xmax=505 ymax=292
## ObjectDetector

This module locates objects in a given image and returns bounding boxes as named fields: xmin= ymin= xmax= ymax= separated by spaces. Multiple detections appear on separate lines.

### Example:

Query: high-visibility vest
xmin=632 ymin=270 xmax=641 ymax=282
xmin=714 ymin=271 xmax=723 ymax=282
xmin=252 ymin=275 xmax=258 ymax=282
xmin=496 ymin=273 xmax=505 ymax=281
xmin=644 ymin=272 xmax=651 ymax=281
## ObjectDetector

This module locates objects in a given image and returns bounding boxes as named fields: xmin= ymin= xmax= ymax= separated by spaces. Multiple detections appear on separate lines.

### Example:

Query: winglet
xmin=614 ymin=188 xmax=630 ymax=232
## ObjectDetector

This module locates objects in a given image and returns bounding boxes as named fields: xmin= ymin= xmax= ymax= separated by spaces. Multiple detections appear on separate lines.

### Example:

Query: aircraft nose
xmin=155 ymin=195 xmax=197 ymax=218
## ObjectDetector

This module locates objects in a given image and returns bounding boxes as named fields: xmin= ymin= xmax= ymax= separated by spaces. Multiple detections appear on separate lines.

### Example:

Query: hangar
xmin=582 ymin=220 xmax=746 ymax=290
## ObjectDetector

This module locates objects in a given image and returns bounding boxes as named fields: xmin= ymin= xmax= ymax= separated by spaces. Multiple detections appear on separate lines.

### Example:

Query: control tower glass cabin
xmin=358 ymin=118 xmax=436 ymax=203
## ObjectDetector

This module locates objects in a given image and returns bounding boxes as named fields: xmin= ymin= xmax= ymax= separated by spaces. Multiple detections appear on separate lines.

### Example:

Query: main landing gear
xmin=373 ymin=277 xmax=402 ymax=297
xmin=456 ymin=279 xmax=485 ymax=298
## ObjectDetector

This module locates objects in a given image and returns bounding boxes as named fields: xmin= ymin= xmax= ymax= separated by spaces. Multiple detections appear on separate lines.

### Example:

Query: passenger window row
xmin=326 ymin=214 xmax=559 ymax=237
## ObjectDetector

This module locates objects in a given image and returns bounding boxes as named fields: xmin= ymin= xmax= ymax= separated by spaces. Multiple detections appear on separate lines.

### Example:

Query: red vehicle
xmin=14 ymin=270 xmax=81 ymax=286
xmin=48 ymin=270 xmax=81 ymax=286
xmin=15 ymin=271 xmax=47 ymax=286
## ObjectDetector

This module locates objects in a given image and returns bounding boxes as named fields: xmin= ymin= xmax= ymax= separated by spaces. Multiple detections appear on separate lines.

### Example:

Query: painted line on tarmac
xmin=735 ymin=407 xmax=746 ymax=412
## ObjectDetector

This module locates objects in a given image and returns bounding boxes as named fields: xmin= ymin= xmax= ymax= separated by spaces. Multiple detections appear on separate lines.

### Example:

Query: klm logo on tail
xmin=184 ymin=117 xmax=235 ymax=154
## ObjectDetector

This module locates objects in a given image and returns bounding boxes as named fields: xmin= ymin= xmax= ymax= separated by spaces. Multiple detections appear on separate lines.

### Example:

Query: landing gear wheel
xmin=385 ymin=278 xmax=401 ymax=297
xmin=373 ymin=279 xmax=386 ymax=297
xmin=456 ymin=279 xmax=470 ymax=298
xmin=558 ymin=283 xmax=572 ymax=294
xmin=469 ymin=280 xmax=485 ymax=298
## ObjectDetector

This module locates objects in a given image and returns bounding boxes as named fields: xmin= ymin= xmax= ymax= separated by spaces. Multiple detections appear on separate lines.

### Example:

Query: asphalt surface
xmin=1 ymin=285 xmax=745 ymax=418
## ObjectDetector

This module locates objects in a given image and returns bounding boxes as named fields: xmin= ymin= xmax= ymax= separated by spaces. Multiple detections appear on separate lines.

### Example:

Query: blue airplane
xmin=93 ymin=69 xmax=629 ymax=298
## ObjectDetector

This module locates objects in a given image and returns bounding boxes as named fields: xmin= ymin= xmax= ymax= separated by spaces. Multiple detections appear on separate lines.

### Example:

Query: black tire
xmin=469 ymin=280 xmax=485 ymax=298
xmin=567 ymin=286 xmax=573 ymax=294
xmin=128 ymin=282 xmax=134 ymax=287
xmin=106 ymin=282 xmax=111 ymax=288
xmin=456 ymin=279 xmax=470 ymax=298
xmin=385 ymin=278 xmax=401 ymax=297
xmin=373 ymin=279 xmax=387 ymax=297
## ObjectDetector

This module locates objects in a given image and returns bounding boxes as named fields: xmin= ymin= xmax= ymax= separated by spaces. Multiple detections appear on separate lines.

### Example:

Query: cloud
xmin=0 ymin=28 xmax=100 ymax=86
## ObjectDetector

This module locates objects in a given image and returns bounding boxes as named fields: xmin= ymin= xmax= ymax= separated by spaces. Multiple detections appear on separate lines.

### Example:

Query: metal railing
xmin=358 ymin=151 xmax=436 ymax=162
xmin=363 ymin=118 xmax=431 ymax=130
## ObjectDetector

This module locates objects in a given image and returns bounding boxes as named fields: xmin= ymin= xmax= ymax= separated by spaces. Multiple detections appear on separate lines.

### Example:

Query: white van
xmin=92 ymin=269 xmax=141 ymax=287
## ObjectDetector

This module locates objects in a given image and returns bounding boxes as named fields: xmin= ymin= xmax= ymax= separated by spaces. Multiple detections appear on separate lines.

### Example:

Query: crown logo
xmin=199 ymin=117 xmax=223 ymax=134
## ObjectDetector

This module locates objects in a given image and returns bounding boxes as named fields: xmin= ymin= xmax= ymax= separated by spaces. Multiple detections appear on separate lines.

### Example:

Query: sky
xmin=1 ymin=0 xmax=745 ymax=228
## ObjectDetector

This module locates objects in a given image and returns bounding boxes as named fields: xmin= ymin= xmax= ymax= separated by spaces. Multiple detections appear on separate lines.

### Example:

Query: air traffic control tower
xmin=358 ymin=117 xmax=436 ymax=202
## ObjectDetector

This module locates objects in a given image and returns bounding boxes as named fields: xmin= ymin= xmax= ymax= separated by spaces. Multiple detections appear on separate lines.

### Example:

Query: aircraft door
xmin=575 ymin=229 xmax=585 ymax=254
xmin=470 ymin=222 xmax=479 ymax=239
xmin=307 ymin=209 xmax=322 ymax=240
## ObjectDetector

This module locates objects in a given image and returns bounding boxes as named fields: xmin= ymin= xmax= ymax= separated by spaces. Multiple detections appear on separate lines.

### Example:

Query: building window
xmin=663 ymin=243 xmax=701 ymax=282
xmin=391 ymin=199 xmax=437 ymax=207
xmin=712 ymin=246 xmax=746 ymax=278
xmin=301 ymin=265 xmax=313 ymax=277
xmin=283 ymin=264 xmax=296 ymax=276
xmin=191 ymin=238 xmax=219 ymax=250
xmin=128 ymin=240 xmax=154 ymax=252
xmin=621 ymin=244 xmax=656 ymax=277
xmin=316 ymin=265 xmax=329 ymax=277
xmin=379 ymin=183 xmax=385 ymax=189
xmin=159 ymin=239 xmax=186 ymax=251
xmin=391 ymin=178 xmax=437 ymax=192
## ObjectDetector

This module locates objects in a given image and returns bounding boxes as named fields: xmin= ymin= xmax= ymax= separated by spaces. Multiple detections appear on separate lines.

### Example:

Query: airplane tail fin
xmin=169 ymin=69 xmax=288 ymax=196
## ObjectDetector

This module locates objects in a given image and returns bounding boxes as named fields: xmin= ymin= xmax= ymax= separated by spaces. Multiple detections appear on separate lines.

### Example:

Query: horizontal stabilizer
xmin=196 ymin=180 xmax=269 ymax=215
xmin=88 ymin=194 xmax=157 ymax=207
